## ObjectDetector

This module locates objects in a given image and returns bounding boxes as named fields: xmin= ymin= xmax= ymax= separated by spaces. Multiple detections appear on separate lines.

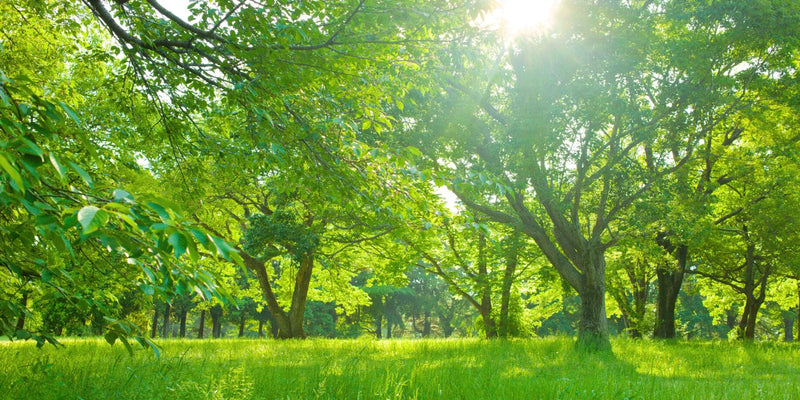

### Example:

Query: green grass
xmin=1 ymin=337 xmax=798 ymax=399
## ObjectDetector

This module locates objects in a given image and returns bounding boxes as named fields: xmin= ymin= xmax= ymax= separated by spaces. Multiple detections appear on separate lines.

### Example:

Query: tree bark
xmin=422 ymin=311 xmax=431 ymax=337
xmin=577 ymin=268 xmax=609 ymax=348
xmin=386 ymin=319 xmax=393 ymax=339
xmin=245 ymin=253 xmax=313 ymax=339
xmin=265 ymin=308 xmax=279 ymax=339
xmin=179 ymin=310 xmax=187 ymax=338
xmin=198 ymin=309 xmax=205 ymax=339
xmin=162 ymin=303 xmax=171 ymax=338
xmin=498 ymin=240 xmax=518 ymax=339
xmin=478 ymin=232 xmax=497 ymax=339
xmin=210 ymin=305 xmax=222 ymax=338
xmin=501 ymin=192 xmax=610 ymax=349
xmin=151 ymin=307 xmax=159 ymax=338
xmin=738 ymin=295 xmax=764 ymax=340
xmin=653 ymin=239 xmax=687 ymax=338
xmin=375 ymin=314 xmax=382 ymax=339
xmin=440 ymin=312 xmax=454 ymax=338
xmin=784 ymin=317 xmax=793 ymax=342
xmin=238 ymin=312 xmax=246 ymax=337
xmin=287 ymin=254 xmax=313 ymax=338
xmin=736 ymin=243 xmax=768 ymax=340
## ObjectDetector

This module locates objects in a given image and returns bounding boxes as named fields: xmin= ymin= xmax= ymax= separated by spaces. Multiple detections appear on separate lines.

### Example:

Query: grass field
xmin=1 ymin=337 xmax=798 ymax=399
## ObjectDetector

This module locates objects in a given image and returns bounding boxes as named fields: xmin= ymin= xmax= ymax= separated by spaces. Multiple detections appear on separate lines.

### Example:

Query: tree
xmin=693 ymin=130 xmax=800 ymax=339
xmin=407 ymin=0 xmax=800 ymax=349
xmin=410 ymin=215 xmax=534 ymax=339
xmin=1 ymin=0 xmax=241 ymax=349
xmin=77 ymin=0 xmax=472 ymax=340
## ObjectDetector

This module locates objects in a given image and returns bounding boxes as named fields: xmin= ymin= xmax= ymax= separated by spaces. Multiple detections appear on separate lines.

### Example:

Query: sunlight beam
xmin=486 ymin=0 xmax=559 ymax=39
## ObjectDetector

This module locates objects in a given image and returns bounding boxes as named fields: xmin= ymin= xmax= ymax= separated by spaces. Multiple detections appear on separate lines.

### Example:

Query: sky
xmin=158 ymin=0 xmax=192 ymax=21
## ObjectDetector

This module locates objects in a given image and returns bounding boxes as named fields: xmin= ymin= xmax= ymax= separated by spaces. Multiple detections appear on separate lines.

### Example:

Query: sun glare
xmin=489 ymin=0 xmax=559 ymax=39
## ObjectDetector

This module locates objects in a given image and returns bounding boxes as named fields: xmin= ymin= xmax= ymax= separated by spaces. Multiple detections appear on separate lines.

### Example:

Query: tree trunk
xmin=179 ymin=310 xmax=187 ymax=338
xmin=797 ymin=278 xmax=800 ymax=342
xmin=738 ymin=295 xmax=764 ymax=340
xmin=654 ymin=244 xmax=687 ymax=339
xmin=265 ymin=309 xmax=279 ymax=339
xmin=440 ymin=313 xmax=454 ymax=338
xmin=512 ymin=199 xmax=610 ymax=349
xmin=386 ymin=319 xmax=393 ymax=339
xmin=15 ymin=291 xmax=28 ymax=332
xmin=238 ymin=313 xmax=246 ymax=337
xmin=375 ymin=314 xmax=382 ymax=339
xmin=162 ymin=303 xmax=171 ymax=338
xmin=213 ymin=319 xmax=221 ymax=338
xmin=151 ymin=307 xmax=159 ymax=338
xmin=478 ymin=232 xmax=497 ymax=339
xmin=628 ymin=261 xmax=651 ymax=339
xmin=498 ymin=240 xmax=518 ymax=339
xmin=198 ymin=310 xmax=205 ymax=339
xmin=577 ymin=269 xmax=609 ymax=349
xmin=736 ymin=243 xmax=768 ymax=340
xmin=245 ymin=253 xmax=313 ymax=339
xmin=258 ymin=308 xmax=266 ymax=338
xmin=422 ymin=311 xmax=431 ymax=337
xmin=210 ymin=305 xmax=222 ymax=338
xmin=287 ymin=254 xmax=313 ymax=338
xmin=784 ymin=317 xmax=793 ymax=342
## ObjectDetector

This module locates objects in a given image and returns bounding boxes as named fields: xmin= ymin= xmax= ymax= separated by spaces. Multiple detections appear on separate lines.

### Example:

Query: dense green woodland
xmin=2 ymin=0 xmax=800 ymax=352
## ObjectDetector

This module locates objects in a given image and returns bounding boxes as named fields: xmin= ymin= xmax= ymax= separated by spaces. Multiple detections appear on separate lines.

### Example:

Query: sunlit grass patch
xmin=0 ymin=337 xmax=798 ymax=399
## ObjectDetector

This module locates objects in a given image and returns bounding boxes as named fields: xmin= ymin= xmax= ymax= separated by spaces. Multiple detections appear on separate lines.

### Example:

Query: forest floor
xmin=1 ymin=337 xmax=798 ymax=399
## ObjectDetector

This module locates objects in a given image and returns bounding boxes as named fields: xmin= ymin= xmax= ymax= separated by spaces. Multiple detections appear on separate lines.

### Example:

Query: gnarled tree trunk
xmin=576 ymin=259 xmax=609 ymax=348
xmin=654 ymin=237 xmax=688 ymax=339
xmin=246 ymin=252 xmax=314 ymax=339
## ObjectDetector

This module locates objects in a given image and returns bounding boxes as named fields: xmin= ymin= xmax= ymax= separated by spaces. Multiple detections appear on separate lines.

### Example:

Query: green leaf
xmin=0 ymin=86 xmax=11 ymax=107
xmin=120 ymin=337 xmax=133 ymax=356
xmin=0 ymin=153 xmax=25 ymax=192
xmin=113 ymin=189 xmax=134 ymax=203
xmin=77 ymin=206 xmax=107 ymax=234
xmin=146 ymin=202 xmax=171 ymax=222
xmin=211 ymin=235 xmax=238 ymax=262
xmin=18 ymin=137 xmax=43 ymax=157
xmin=150 ymin=223 xmax=169 ymax=231
xmin=406 ymin=146 xmax=422 ymax=157
xmin=57 ymin=100 xmax=81 ymax=125
xmin=141 ymin=285 xmax=155 ymax=295
xmin=104 ymin=331 xmax=117 ymax=345
xmin=67 ymin=161 xmax=93 ymax=187
xmin=168 ymin=231 xmax=188 ymax=258
xmin=108 ymin=210 xmax=138 ymax=229
xmin=35 ymin=214 xmax=58 ymax=226
xmin=49 ymin=153 xmax=68 ymax=180
xmin=186 ymin=237 xmax=199 ymax=263
xmin=190 ymin=229 xmax=209 ymax=246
